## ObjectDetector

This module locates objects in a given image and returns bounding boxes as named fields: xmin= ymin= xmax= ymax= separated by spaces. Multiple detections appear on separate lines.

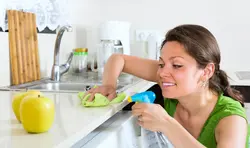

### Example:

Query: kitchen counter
xmin=0 ymin=69 xmax=249 ymax=148
xmin=0 ymin=79 xmax=156 ymax=148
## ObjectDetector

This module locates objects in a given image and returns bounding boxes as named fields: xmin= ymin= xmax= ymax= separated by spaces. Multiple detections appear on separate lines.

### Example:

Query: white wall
xmin=69 ymin=0 xmax=250 ymax=70
xmin=1 ymin=0 xmax=250 ymax=86
xmin=0 ymin=33 xmax=10 ymax=86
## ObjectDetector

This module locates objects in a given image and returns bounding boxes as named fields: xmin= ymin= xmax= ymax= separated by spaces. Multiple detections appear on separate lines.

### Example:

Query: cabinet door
xmin=78 ymin=112 xmax=141 ymax=148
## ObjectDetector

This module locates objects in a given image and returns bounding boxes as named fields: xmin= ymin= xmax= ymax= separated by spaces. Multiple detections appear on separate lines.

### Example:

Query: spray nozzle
xmin=127 ymin=91 xmax=156 ymax=104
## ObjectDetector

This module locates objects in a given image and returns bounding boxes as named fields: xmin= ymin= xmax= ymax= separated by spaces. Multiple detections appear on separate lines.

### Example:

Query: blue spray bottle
xmin=127 ymin=91 xmax=174 ymax=148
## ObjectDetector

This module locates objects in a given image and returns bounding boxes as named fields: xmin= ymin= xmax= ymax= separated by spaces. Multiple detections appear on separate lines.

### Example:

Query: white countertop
xmin=0 ymin=80 xmax=156 ymax=148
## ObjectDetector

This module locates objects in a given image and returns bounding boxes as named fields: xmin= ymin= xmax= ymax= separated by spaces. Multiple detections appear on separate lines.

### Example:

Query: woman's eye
xmin=173 ymin=64 xmax=183 ymax=69
xmin=158 ymin=64 xmax=164 ymax=68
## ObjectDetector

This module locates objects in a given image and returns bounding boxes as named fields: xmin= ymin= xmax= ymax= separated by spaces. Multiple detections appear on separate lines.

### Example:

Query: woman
xmin=86 ymin=24 xmax=248 ymax=147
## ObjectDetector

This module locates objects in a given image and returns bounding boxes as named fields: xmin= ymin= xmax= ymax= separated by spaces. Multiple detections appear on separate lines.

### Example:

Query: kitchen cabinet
xmin=73 ymin=111 xmax=141 ymax=148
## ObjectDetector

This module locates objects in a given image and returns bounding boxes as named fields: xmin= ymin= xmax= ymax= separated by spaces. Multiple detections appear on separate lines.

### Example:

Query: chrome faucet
xmin=51 ymin=25 xmax=73 ymax=81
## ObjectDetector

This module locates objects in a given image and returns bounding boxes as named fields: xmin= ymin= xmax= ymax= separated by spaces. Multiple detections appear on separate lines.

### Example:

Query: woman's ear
xmin=203 ymin=63 xmax=215 ymax=80
xmin=197 ymin=63 xmax=215 ymax=88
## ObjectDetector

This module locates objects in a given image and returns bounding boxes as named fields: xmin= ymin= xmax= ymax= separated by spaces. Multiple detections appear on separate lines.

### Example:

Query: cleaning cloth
xmin=78 ymin=92 xmax=127 ymax=107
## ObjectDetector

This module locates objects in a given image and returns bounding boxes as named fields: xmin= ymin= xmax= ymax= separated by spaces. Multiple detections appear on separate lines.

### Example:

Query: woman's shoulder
xmin=212 ymin=93 xmax=247 ymax=121
xmin=211 ymin=94 xmax=248 ymax=148
xmin=217 ymin=94 xmax=245 ymax=111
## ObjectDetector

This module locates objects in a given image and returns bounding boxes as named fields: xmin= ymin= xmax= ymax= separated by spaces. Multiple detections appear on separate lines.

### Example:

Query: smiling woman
xmin=85 ymin=24 xmax=248 ymax=148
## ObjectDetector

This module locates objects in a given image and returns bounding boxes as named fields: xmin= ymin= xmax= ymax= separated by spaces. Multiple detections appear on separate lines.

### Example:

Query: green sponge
xmin=78 ymin=92 xmax=127 ymax=107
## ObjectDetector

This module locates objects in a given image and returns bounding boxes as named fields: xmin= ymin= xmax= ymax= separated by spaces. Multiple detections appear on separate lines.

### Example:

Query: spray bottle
xmin=127 ymin=91 xmax=174 ymax=148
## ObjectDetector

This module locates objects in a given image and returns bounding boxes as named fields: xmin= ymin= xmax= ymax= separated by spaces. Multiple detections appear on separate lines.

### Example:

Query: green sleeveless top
xmin=164 ymin=93 xmax=248 ymax=148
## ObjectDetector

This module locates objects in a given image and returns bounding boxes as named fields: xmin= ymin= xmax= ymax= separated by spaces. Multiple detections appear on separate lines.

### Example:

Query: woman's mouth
xmin=162 ymin=82 xmax=176 ymax=87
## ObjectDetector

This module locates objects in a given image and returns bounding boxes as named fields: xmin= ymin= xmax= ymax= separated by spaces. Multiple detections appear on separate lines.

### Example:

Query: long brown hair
xmin=161 ymin=24 xmax=244 ymax=106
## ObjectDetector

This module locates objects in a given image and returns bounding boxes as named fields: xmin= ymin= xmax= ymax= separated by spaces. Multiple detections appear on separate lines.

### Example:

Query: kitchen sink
xmin=0 ymin=72 xmax=141 ymax=93
xmin=27 ymin=82 xmax=125 ymax=92
xmin=1 ymin=78 xmax=128 ymax=93
xmin=28 ymin=82 xmax=95 ymax=92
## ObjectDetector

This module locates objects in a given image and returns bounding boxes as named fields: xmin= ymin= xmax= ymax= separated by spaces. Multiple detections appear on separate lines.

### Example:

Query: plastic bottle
xmin=128 ymin=91 xmax=174 ymax=148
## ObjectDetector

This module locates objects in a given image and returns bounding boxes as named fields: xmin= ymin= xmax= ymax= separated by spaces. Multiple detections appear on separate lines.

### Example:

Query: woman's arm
xmin=102 ymin=54 xmax=159 ymax=88
xmin=85 ymin=54 xmax=159 ymax=101
xmin=161 ymin=117 xmax=206 ymax=148
xmin=215 ymin=115 xmax=247 ymax=148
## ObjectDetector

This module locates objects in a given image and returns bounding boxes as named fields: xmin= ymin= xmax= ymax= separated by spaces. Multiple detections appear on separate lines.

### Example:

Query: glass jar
xmin=71 ymin=48 xmax=88 ymax=73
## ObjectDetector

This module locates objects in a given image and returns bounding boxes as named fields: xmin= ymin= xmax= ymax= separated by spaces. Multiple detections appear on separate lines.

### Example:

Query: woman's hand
xmin=83 ymin=85 xmax=117 ymax=102
xmin=132 ymin=103 xmax=171 ymax=132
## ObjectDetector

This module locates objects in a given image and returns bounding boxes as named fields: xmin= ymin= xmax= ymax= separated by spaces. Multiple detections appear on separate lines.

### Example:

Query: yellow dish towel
xmin=78 ymin=92 xmax=127 ymax=107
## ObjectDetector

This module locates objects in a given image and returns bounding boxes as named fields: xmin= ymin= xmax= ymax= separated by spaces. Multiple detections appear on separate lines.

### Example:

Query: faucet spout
xmin=51 ymin=25 xmax=73 ymax=81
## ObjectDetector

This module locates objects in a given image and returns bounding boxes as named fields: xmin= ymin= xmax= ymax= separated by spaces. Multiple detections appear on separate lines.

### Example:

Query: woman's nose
xmin=159 ymin=66 xmax=171 ymax=78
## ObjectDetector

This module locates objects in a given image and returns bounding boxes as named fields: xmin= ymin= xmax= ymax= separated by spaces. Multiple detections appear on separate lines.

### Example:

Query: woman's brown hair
xmin=161 ymin=24 xmax=244 ymax=106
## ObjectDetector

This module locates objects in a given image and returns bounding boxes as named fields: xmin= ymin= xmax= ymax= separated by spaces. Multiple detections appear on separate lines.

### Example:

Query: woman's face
xmin=157 ymin=41 xmax=204 ymax=99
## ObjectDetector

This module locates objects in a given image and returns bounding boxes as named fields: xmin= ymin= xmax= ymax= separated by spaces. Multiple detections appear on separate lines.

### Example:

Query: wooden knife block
xmin=7 ymin=10 xmax=41 ymax=85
